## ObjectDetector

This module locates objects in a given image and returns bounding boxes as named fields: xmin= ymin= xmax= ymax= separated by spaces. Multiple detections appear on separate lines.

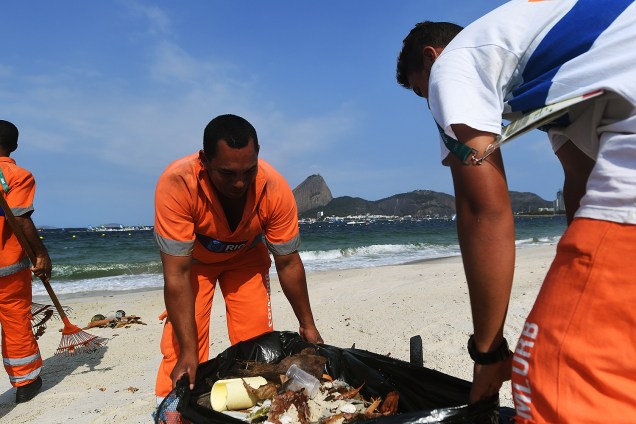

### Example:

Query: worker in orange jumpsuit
xmin=0 ymin=120 xmax=52 ymax=403
xmin=154 ymin=114 xmax=323 ymax=399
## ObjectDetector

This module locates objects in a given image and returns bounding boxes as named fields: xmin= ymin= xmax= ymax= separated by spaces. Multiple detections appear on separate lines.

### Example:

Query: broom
xmin=0 ymin=191 xmax=108 ymax=354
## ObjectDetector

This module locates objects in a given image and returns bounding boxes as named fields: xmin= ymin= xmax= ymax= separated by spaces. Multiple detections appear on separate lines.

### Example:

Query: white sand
xmin=0 ymin=245 xmax=556 ymax=423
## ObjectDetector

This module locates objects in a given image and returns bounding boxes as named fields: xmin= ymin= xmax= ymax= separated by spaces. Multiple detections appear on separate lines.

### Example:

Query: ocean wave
xmin=52 ymin=261 xmax=163 ymax=281
xmin=298 ymin=243 xmax=462 ymax=273
xmin=32 ymin=273 xmax=164 ymax=296
xmin=515 ymin=235 xmax=561 ymax=247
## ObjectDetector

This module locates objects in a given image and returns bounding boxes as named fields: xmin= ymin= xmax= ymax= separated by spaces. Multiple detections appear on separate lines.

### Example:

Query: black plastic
xmin=409 ymin=335 xmax=423 ymax=367
xmin=157 ymin=331 xmax=500 ymax=424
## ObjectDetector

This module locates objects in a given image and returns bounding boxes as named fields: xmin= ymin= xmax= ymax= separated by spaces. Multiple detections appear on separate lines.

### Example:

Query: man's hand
xmin=170 ymin=349 xmax=199 ymax=391
xmin=469 ymin=356 xmax=513 ymax=404
xmin=299 ymin=325 xmax=324 ymax=344
xmin=31 ymin=254 xmax=52 ymax=284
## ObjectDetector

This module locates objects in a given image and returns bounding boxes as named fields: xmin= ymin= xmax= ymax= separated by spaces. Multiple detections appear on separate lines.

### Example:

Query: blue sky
xmin=2 ymin=1 xmax=564 ymax=228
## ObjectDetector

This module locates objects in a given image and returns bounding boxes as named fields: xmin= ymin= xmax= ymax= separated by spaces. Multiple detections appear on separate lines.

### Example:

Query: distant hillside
xmin=375 ymin=190 xmax=456 ymax=217
xmin=508 ymin=192 xmax=552 ymax=213
xmin=293 ymin=175 xmax=554 ymax=218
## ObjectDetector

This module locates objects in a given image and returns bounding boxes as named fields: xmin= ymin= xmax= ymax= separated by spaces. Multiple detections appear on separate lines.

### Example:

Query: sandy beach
xmin=0 ymin=244 xmax=556 ymax=423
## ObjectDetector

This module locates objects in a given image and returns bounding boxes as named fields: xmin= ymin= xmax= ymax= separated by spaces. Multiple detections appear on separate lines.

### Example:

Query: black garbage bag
xmin=155 ymin=331 xmax=502 ymax=424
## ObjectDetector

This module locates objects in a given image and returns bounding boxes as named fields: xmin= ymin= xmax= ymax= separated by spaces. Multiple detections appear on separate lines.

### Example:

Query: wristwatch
xmin=467 ymin=335 xmax=513 ymax=365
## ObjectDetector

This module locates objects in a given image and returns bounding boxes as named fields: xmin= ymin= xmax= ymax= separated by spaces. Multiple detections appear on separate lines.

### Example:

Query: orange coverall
xmin=0 ymin=157 xmax=42 ymax=388
xmin=512 ymin=218 xmax=636 ymax=423
xmin=154 ymin=154 xmax=301 ymax=397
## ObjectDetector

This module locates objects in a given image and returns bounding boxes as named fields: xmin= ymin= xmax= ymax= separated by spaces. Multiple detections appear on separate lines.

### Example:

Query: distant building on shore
xmin=554 ymin=189 xmax=565 ymax=213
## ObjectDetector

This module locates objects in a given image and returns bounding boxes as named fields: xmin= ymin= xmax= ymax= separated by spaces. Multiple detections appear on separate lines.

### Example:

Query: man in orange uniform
xmin=154 ymin=114 xmax=323 ymax=398
xmin=0 ymin=120 xmax=52 ymax=403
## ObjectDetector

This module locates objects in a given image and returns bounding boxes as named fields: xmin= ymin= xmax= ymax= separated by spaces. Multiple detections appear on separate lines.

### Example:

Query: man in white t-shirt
xmin=396 ymin=0 xmax=636 ymax=422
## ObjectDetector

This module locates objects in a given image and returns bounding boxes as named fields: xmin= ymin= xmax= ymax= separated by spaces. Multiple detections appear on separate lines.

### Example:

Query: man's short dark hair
xmin=396 ymin=21 xmax=464 ymax=88
xmin=203 ymin=114 xmax=260 ymax=159
xmin=0 ymin=120 xmax=19 ymax=153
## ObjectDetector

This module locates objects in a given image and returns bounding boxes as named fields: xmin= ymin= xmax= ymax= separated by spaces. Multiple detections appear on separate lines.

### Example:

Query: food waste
xmin=196 ymin=348 xmax=399 ymax=424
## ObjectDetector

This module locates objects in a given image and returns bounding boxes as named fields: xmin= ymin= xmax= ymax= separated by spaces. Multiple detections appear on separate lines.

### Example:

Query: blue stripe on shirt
xmin=509 ymin=0 xmax=634 ymax=113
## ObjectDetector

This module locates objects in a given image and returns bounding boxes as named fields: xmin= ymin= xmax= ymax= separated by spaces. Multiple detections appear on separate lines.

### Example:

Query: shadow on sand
xmin=0 ymin=345 xmax=109 ymax=419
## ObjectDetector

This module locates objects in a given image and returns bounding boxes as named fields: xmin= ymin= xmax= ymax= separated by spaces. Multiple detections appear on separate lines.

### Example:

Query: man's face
xmin=203 ymin=139 xmax=258 ymax=200
xmin=407 ymin=69 xmax=431 ymax=99
xmin=406 ymin=46 xmax=443 ymax=100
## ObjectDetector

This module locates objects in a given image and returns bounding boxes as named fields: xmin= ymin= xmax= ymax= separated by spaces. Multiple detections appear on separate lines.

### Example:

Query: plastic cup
xmin=210 ymin=377 xmax=267 ymax=411
xmin=285 ymin=363 xmax=320 ymax=398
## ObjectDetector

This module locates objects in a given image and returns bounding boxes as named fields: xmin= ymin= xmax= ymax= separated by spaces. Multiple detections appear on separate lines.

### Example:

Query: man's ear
xmin=199 ymin=149 xmax=208 ymax=165
xmin=423 ymin=46 xmax=441 ymax=63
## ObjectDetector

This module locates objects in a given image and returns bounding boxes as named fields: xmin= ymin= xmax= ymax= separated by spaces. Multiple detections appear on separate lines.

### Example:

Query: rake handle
xmin=0 ymin=191 xmax=69 ymax=320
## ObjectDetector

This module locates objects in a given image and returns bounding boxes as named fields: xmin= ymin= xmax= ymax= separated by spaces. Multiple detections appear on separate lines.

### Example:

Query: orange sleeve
xmin=0 ymin=163 xmax=34 ymax=265
xmin=6 ymin=166 xmax=35 ymax=217
xmin=259 ymin=163 xmax=300 ymax=255
xmin=154 ymin=160 xmax=197 ymax=256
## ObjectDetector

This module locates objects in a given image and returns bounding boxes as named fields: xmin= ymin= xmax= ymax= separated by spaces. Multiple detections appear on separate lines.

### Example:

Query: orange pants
xmin=512 ymin=218 xmax=636 ymax=423
xmin=155 ymin=247 xmax=274 ymax=397
xmin=0 ymin=268 xmax=42 ymax=387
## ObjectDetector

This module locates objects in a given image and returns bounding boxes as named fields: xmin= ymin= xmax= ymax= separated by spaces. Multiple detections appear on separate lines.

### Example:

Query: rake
xmin=31 ymin=301 xmax=72 ymax=340
xmin=0 ymin=191 xmax=108 ymax=355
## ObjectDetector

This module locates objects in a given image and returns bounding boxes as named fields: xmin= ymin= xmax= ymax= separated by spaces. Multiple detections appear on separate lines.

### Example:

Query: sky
xmin=1 ymin=1 xmax=565 ymax=228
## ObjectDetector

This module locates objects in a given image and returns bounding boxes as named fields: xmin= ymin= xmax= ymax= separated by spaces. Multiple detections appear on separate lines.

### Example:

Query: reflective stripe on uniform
xmin=11 ymin=205 xmax=34 ymax=217
xmin=154 ymin=232 xmax=193 ymax=256
xmin=3 ymin=352 xmax=41 ymax=367
xmin=9 ymin=367 xmax=41 ymax=384
xmin=0 ymin=257 xmax=30 ymax=277
xmin=266 ymin=233 xmax=301 ymax=256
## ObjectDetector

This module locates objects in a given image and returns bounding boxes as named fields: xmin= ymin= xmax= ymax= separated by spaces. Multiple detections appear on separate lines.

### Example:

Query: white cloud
xmin=125 ymin=1 xmax=172 ymax=36
xmin=1 ymin=3 xmax=359 ymax=191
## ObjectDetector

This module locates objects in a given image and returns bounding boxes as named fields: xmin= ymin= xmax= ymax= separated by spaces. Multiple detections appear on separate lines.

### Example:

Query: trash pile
xmin=155 ymin=331 xmax=501 ymax=424
xmin=194 ymin=348 xmax=399 ymax=424
xmin=84 ymin=310 xmax=146 ymax=329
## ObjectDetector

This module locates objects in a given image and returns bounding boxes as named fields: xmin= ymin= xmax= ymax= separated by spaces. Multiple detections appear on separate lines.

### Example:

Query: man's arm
xmin=273 ymin=251 xmax=323 ymax=344
xmin=555 ymin=140 xmax=595 ymax=225
xmin=14 ymin=215 xmax=52 ymax=283
xmin=449 ymin=124 xmax=516 ymax=404
xmin=161 ymin=252 xmax=198 ymax=390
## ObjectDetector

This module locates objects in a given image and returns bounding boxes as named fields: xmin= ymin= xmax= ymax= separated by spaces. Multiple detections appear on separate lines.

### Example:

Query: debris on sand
xmin=84 ymin=314 xmax=146 ymax=329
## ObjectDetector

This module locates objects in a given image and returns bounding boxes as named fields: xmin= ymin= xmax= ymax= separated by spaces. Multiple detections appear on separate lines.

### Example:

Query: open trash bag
xmin=155 ymin=331 xmax=502 ymax=424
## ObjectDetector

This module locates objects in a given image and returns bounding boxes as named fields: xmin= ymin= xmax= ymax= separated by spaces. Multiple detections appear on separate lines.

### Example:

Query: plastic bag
xmin=155 ymin=331 xmax=502 ymax=424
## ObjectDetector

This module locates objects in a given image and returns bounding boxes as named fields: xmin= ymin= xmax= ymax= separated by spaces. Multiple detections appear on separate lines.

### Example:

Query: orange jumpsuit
xmin=154 ymin=154 xmax=301 ymax=396
xmin=512 ymin=218 xmax=636 ymax=423
xmin=0 ymin=157 xmax=42 ymax=388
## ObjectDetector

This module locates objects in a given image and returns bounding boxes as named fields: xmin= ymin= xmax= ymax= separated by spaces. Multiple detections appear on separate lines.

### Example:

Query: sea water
xmin=33 ymin=215 xmax=566 ymax=297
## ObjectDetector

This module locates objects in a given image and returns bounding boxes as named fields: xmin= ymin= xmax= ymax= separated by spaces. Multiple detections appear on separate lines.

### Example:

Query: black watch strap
xmin=467 ymin=335 xmax=513 ymax=365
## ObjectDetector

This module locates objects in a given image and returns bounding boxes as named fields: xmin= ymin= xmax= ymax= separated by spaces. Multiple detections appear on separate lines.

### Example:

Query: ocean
xmin=33 ymin=215 xmax=567 ymax=297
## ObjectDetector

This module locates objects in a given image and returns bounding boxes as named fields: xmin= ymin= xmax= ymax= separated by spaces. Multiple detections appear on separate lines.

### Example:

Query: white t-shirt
xmin=429 ymin=0 xmax=636 ymax=224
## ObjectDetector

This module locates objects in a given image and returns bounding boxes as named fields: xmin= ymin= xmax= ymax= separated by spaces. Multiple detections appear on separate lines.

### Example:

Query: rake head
xmin=55 ymin=319 xmax=109 ymax=355
xmin=31 ymin=302 xmax=73 ymax=320
xmin=31 ymin=303 xmax=55 ymax=340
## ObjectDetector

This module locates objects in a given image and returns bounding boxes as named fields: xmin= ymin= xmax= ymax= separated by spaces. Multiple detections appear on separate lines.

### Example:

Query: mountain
xmin=508 ymin=192 xmax=553 ymax=213
xmin=292 ymin=174 xmax=333 ymax=215
xmin=374 ymin=190 xmax=456 ymax=217
xmin=293 ymin=175 xmax=555 ymax=218
xmin=299 ymin=190 xmax=456 ymax=219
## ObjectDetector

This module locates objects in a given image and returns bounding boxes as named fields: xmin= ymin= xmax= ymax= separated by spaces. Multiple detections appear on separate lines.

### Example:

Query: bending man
xmin=154 ymin=114 xmax=323 ymax=399
xmin=396 ymin=1 xmax=636 ymax=422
